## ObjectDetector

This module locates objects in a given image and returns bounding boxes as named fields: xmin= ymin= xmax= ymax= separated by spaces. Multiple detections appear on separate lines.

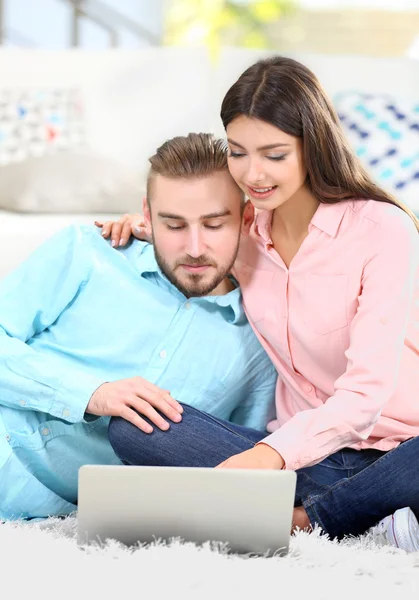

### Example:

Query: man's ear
xmin=241 ymin=200 xmax=255 ymax=236
xmin=142 ymin=197 xmax=152 ymax=236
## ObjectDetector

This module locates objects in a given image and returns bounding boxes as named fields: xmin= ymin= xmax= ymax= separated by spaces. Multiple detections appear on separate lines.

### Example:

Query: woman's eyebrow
xmin=227 ymin=138 xmax=290 ymax=151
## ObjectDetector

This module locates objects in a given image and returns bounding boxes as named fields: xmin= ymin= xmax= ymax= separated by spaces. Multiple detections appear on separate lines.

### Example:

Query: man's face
xmin=144 ymin=171 xmax=252 ymax=297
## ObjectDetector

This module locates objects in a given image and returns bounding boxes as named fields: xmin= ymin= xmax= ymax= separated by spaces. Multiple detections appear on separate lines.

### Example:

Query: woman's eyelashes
xmin=268 ymin=154 xmax=287 ymax=161
xmin=228 ymin=151 xmax=287 ymax=161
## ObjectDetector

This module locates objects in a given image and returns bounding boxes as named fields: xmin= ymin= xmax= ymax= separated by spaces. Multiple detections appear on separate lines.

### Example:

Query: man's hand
xmin=86 ymin=377 xmax=183 ymax=433
xmin=216 ymin=444 xmax=285 ymax=470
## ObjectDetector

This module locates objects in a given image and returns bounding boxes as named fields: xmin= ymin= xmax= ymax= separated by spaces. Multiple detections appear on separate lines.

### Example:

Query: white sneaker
xmin=371 ymin=507 xmax=419 ymax=552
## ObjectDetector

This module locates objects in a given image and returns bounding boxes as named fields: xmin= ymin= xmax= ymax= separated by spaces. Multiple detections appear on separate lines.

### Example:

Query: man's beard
xmin=153 ymin=242 xmax=240 ymax=298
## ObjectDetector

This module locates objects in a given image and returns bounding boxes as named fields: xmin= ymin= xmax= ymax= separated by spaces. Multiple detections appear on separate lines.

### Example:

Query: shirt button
xmin=63 ymin=409 xmax=71 ymax=418
xmin=159 ymin=350 xmax=167 ymax=359
xmin=5 ymin=434 xmax=10 ymax=442
xmin=185 ymin=302 xmax=191 ymax=310
xmin=305 ymin=384 xmax=313 ymax=393
xmin=19 ymin=399 xmax=26 ymax=407
xmin=380 ymin=317 xmax=388 ymax=325
xmin=42 ymin=428 xmax=50 ymax=436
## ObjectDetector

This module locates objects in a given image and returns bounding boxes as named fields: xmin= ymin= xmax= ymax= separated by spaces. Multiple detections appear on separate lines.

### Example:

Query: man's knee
xmin=108 ymin=416 xmax=147 ymax=457
xmin=108 ymin=405 xmax=196 ymax=454
xmin=108 ymin=415 xmax=178 ymax=465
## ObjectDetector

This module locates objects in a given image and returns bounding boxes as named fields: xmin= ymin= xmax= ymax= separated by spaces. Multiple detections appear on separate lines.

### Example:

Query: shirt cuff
xmin=257 ymin=429 xmax=307 ymax=471
xmin=49 ymin=372 xmax=106 ymax=424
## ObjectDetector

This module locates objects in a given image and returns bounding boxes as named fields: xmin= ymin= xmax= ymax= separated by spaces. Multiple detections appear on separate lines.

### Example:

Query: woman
xmin=98 ymin=56 xmax=419 ymax=551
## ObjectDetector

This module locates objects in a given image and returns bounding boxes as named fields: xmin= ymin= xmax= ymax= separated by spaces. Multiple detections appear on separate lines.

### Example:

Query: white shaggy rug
xmin=2 ymin=517 xmax=419 ymax=599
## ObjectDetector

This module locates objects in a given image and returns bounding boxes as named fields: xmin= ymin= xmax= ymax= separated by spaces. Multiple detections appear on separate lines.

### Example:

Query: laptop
xmin=77 ymin=465 xmax=297 ymax=556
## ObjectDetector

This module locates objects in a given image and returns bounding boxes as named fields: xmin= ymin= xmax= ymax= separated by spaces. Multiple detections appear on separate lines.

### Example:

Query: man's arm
xmin=228 ymin=351 xmax=277 ymax=432
xmin=0 ymin=225 xmax=105 ymax=423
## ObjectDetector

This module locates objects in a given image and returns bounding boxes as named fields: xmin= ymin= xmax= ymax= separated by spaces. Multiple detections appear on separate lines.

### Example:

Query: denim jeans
xmin=108 ymin=404 xmax=419 ymax=540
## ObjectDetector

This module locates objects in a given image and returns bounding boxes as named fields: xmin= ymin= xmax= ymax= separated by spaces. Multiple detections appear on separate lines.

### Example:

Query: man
xmin=0 ymin=133 xmax=277 ymax=521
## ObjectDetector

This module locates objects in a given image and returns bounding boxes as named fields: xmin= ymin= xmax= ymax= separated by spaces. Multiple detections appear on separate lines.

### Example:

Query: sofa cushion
xmin=0 ymin=151 xmax=144 ymax=213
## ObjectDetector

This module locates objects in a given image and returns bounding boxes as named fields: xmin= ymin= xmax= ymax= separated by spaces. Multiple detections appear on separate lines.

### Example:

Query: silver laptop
xmin=77 ymin=465 xmax=296 ymax=556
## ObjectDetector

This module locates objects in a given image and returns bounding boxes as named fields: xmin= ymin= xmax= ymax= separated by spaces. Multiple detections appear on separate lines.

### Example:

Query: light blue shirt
xmin=0 ymin=225 xmax=277 ymax=520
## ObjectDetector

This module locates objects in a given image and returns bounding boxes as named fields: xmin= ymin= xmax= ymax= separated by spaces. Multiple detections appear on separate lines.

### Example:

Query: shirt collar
xmin=253 ymin=209 xmax=274 ymax=245
xmin=136 ymin=242 xmax=245 ymax=324
xmin=254 ymin=201 xmax=350 ymax=242
xmin=136 ymin=241 xmax=162 ymax=276
xmin=310 ymin=201 xmax=350 ymax=237
xmin=200 ymin=285 xmax=244 ymax=324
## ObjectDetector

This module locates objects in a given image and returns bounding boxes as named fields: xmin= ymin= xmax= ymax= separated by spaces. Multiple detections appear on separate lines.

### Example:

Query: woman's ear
xmin=241 ymin=200 xmax=255 ymax=235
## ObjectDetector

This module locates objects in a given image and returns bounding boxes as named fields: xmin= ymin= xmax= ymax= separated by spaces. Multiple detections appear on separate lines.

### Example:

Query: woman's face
xmin=226 ymin=116 xmax=307 ymax=212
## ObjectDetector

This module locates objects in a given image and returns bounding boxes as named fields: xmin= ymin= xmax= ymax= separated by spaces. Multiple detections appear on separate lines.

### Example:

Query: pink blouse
xmin=233 ymin=199 xmax=419 ymax=470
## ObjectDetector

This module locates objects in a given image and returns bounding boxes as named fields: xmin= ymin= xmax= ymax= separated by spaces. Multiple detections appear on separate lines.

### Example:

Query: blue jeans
xmin=108 ymin=404 xmax=419 ymax=540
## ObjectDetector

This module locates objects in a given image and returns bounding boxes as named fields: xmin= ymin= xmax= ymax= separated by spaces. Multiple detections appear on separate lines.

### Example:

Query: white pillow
xmin=0 ymin=151 xmax=144 ymax=213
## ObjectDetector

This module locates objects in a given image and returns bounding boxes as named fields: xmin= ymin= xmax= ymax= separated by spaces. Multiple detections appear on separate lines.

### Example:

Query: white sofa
xmin=1 ymin=47 xmax=418 ymax=279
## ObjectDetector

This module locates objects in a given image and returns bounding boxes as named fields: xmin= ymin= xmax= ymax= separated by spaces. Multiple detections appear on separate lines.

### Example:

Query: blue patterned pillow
xmin=335 ymin=92 xmax=419 ymax=214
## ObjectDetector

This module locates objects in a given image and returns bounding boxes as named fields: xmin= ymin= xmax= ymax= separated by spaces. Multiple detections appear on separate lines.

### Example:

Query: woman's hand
xmin=94 ymin=213 xmax=149 ymax=247
xmin=216 ymin=444 xmax=285 ymax=470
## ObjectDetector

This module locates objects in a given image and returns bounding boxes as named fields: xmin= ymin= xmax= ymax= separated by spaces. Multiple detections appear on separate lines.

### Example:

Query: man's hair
xmin=146 ymin=132 xmax=233 ymax=199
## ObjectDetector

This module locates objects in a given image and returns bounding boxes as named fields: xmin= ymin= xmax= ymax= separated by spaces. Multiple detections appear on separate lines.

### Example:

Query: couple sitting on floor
xmin=1 ymin=56 xmax=419 ymax=553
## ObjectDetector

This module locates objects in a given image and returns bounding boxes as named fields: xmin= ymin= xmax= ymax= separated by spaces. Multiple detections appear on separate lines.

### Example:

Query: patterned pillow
xmin=335 ymin=92 xmax=419 ymax=214
xmin=0 ymin=87 xmax=86 ymax=165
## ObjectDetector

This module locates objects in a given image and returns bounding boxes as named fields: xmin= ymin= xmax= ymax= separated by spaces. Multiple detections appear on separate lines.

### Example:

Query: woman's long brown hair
xmin=220 ymin=56 xmax=419 ymax=231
